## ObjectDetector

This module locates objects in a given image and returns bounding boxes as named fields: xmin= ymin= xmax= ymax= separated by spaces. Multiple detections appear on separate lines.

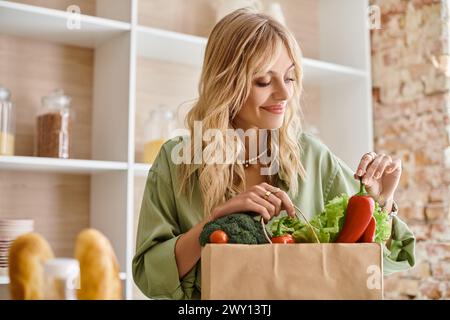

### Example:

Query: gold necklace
xmin=244 ymin=149 xmax=267 ymax=168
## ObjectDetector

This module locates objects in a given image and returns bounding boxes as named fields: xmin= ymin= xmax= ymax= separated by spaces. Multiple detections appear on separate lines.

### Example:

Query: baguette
xmin=75 ymin=229 xmax=122 ymax=300
xmin=8 ymin=232 xmax=54 ymax=300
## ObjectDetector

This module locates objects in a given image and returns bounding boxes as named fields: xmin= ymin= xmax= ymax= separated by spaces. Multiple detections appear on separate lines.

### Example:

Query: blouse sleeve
xmin=324 ymin=152 xmax=416 ymax=276
xmin=132 ymin=145 xmax=199 ymax=300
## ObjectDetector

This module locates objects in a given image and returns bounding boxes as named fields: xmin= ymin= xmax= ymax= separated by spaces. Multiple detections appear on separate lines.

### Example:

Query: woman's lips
xmin=261 ymin=104 xmax=286 ymax=115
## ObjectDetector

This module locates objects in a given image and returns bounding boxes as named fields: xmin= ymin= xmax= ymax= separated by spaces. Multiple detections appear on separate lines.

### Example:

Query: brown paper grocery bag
xmin=201 ymin=243 xmax=383 ymax=300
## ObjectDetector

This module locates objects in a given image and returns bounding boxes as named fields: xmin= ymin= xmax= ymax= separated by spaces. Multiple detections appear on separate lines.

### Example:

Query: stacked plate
xmin=0 ymin=219 xmax=34 ymax=276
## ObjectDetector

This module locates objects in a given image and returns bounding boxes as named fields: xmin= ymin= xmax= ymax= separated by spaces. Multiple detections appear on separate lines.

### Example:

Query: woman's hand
xmin=353 ymin=152 xmax=402 ymax=207
xmin=211 ymin=183 xmax=296 ymax=223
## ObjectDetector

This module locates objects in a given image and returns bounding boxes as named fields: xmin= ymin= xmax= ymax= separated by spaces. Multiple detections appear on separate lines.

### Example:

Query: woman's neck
xmin=236 ymin=128 xmax=267 ymax=160
xmin=230 ymin=120 xmax=273 ymax=166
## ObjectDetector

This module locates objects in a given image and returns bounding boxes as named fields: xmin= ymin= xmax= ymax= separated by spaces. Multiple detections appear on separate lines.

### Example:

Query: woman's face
xmin=233 ymin=45 xmax=295 ymax=131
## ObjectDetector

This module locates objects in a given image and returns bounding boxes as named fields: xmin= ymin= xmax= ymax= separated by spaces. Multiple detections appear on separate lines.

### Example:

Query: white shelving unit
xmin=0 ymin=156 xmax=127 ymax=173
xmin=0 ymin=0 xmax=131 ymax=48
xmin=0 ymin=0 xmax=373 ymax=299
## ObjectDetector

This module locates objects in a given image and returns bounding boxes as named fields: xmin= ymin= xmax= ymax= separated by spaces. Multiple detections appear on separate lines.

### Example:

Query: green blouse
xmin=132 ymin=132 xmax=416 ymax=300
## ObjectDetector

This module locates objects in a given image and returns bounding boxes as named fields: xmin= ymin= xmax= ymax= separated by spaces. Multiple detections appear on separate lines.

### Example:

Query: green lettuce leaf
xmin=373 ymin=201 xmax=391 ymax=243
xmin=271 ymin=193 xmax=391 ymax=244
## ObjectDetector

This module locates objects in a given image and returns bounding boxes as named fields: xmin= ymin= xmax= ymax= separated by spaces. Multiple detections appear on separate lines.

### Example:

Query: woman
xmin=132 ymin=8 xmax=415 ymax=300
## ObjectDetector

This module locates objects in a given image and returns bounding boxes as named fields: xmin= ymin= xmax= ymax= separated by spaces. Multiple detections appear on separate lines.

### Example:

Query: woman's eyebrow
xmin=266 ymin=63 xmax=295 ymax=75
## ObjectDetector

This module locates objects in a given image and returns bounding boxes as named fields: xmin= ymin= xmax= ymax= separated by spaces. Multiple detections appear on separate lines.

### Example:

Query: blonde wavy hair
xmin=177 ymin=8 xmax=307 ymax=217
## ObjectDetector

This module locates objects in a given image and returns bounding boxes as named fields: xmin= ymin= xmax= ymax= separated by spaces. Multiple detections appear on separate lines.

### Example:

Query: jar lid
xmin=42 ymin=89 xmax=71 ymax=108
xmin=44 ymin=258 xmax=79 ymax=279
xmin=0 ymin=86 xmax=11 ymax=102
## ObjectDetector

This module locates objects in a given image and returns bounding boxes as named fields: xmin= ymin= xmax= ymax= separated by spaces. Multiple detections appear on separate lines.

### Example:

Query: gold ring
xmin=264 ymin=191 xmax=272 ymax=200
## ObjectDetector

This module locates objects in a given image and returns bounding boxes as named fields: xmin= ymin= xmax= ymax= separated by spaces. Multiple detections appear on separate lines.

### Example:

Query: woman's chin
xmin=258 ymin=119 xmax=284 ymax=130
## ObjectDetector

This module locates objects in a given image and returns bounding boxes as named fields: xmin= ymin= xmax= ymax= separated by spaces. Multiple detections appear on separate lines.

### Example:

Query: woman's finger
xmin=373 ymin=156 xmax=392 ymax=179
xmin=271 ymin=195 xmax=283 ymax=217
xmin=245 ymin=198 xmax=271 ymax=222
xmin=249 ymin=192 xmax=277 ymax=219
xmin=260 ymin=183 xmax=296 ymax=217
xmin=276 ymin=192 xmax=296 ymax=218
xmin=386 ymin=158 xmax=402 ymax=174
xmin=355 ymin=152 xmax=377 ymax=177
xmin=363 ymin=154 xmax=386 ymax=185
xmin=266 ymin=193 xmax=283 ymax=216
xmin=253 ymin=186 xmax=282 ymax=216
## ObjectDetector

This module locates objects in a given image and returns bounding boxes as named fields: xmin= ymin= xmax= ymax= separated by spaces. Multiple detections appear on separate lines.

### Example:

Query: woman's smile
xmin=261 ymin=103 xmax=286 ymax=115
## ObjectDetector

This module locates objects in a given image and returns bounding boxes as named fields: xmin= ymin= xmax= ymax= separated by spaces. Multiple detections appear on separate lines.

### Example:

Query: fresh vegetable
xmin=199 ymin=213 xmax=269 ymax=246
xmin=358 ymin=216 xmax=376 ymax=243
xmin=271 ymin=195 xmax=391 ymax=244
xmin=335 ymin=178 xmax=374 ymax=243
xmin=271 ymin=216 xmax=302 ymax=237
xmin=271 ymin=234 xmax=295 ymax=244
xmin=270 ymin=216 xmax=295 ymax=243
xmin=272 ymin=195 xmax=349 ymax=243
xmin=209 ymin=230 xmax=229 ymax=243
xmin=373 ymin=204 xmax=391 ymax=243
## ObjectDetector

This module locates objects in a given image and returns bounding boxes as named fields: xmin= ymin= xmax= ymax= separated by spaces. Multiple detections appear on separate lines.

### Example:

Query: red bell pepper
xmin=357 ymin=216 xmax=376 ymax=243
xmin=335 ymin=177 xmax=375 ymax=243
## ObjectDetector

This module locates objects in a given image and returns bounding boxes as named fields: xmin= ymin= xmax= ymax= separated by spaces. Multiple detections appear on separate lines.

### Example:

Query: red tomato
xmin=209 ymin=230 xmax=229 ymax=244
xmin=271 ymin=234 xmax=295 ymax=244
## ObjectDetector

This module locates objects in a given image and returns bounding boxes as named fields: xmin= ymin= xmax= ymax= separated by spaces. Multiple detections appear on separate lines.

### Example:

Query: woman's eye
xmin=255 ymin=78 xmax=295 ymax=87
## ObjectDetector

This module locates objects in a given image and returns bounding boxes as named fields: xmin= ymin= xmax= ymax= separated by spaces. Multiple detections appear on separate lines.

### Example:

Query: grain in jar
xmin=36 ymin=90 xmax=72 ymax=158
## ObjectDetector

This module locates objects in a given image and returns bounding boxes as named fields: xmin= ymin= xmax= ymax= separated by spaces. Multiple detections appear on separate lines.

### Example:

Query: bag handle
xmin=260 ymin=204 xmax=320 ymax=244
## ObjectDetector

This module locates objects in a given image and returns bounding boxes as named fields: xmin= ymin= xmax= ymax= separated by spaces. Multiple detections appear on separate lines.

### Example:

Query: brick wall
xmin=371 ymin=0 xmax=450 ymax=299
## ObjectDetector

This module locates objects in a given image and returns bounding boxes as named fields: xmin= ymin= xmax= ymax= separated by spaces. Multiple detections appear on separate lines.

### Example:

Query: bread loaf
xmin=75 ymin=229 xmax=122 ymax=300
xmin=8 ymin=232 xmax=54 ymax=300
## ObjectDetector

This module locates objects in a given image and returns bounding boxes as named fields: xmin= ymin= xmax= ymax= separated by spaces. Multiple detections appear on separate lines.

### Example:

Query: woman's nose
xmin=272 ymin=80 xmax=290 ymax=101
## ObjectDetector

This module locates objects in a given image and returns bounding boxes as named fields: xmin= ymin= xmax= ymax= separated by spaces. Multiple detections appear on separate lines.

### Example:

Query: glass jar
xmin=36 ymin=89 xmax=72 ymax=158
xmin=0 ymin=85 xmax=15 ymax=156
xmin=43 ymin=258 xmax=79 ymax=300
xmin=143 ymin=104 xmax=175 ymax=164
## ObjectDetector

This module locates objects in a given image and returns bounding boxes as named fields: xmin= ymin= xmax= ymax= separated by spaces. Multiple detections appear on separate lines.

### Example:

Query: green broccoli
xmin=199 ymin=213 xmax=270 ymax=246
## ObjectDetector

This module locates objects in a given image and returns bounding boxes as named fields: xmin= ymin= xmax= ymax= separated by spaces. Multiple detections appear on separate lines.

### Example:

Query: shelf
xmin=302 ymin=58 xmax=368 ymax=84
xmin=0 ymin=156 xmax=127 ymax=174
xmin=0 ymin=273 xmax=126 ymax=285
xmin=137 ymin=25 xmax=207 ymax=67
xmin=133 ymin=163 xmax=152 ymax=176
xmin=136 ymin=26 xmax=368 ymax=84
xmin=0 ymin=0 xmax=131 ymax=48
